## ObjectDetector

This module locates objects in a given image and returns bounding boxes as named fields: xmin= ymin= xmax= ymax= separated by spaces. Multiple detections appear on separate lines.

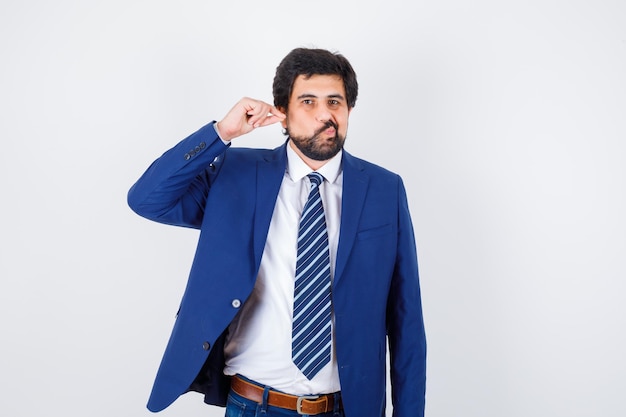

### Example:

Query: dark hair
xmin=272 ymin=48 xmax=358 ymax=110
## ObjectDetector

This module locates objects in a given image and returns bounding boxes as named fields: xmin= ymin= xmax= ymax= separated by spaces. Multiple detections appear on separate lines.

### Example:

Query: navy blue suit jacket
xmin=127 ymin=122 xmax=426 ymax=416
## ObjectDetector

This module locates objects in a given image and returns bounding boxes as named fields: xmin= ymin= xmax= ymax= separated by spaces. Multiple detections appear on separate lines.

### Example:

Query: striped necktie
xmin=292 ymin=172 xmax=332 ymax=379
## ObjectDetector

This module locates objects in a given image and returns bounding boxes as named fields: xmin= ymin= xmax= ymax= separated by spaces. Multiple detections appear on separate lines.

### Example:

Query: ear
xmin=277 ymin=107 xmax=287 ymax=128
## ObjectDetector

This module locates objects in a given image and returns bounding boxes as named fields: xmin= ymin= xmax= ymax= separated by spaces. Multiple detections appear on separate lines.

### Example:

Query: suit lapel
xmin=253 ymin=142 xmax=288 ymax=265
xmin=334 ymin=151 xmax=368 ymax=287
xmin=250 ymin=145 xmax=369 ymax=286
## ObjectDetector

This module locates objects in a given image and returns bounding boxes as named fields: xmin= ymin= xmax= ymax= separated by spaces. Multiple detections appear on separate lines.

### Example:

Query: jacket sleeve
xmin=127 ymin=122 xmax=230 ymax=229
xmin=387 ymin=176 xmax=427 ymax=417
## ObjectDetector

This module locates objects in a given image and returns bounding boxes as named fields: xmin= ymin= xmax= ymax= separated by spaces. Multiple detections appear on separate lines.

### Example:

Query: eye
xmin=302 ymin=99 xmax=314 ymax=105
xmin=328 ymin=99 xmax=341 ymax=106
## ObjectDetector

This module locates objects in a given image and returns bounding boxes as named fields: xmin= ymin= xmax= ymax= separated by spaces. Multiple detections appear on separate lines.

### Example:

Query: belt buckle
xmin=296 ymin=395 xmax=320 ymax=415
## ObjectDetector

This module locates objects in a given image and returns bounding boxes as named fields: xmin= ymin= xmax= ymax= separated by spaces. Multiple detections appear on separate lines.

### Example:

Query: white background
xmin=1 ymin=1 xmax=625 ymax=416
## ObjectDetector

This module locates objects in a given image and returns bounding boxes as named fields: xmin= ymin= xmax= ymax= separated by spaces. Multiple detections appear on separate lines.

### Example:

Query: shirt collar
xmin=286 ymin=140 xmax=343 ymax=184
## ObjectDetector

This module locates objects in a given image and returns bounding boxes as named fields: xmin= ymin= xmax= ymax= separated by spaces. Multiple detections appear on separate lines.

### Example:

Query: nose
xmin=316 ymin=107 xmax=332 ymax=123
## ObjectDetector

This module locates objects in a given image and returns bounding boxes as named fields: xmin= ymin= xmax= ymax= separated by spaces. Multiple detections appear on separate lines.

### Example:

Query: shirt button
xmin=231 ymin=299 xmax=241 ymax=308
xmin=202 ymin=341 xmax=211 ymax=350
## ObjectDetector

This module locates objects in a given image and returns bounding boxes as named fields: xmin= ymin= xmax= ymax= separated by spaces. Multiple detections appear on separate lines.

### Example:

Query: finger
xmin=246 ymin=112 xmax=267 ymax=128
xmin=243 ymin=102 xmax=267 ymax=122
xmin=248 ymin=106 xmax=283 ymax=128
xmin=257 ymin=114 xmax=285 ymax=127
xmin=268 ymin=106 xmax=286 ymax=119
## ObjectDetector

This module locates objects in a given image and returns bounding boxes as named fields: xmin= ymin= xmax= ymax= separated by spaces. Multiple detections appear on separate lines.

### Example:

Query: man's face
xmin=281 ymin=74 xmax=352 ymax=164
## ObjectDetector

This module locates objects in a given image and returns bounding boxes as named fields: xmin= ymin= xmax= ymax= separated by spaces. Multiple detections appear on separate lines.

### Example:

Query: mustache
xmin=314 ymin=120 xmax=338 ymax=136
xmin=324 ymin=120 xmax=338 ymax=130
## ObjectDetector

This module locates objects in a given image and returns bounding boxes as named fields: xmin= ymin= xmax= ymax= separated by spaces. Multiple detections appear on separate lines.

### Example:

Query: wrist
xmin=214 ymin=122 xmax=232 ymax=143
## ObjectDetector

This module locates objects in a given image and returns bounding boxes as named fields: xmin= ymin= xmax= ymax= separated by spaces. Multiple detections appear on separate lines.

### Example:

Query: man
xmin=128 ymin=47 xmax=426 ymax=417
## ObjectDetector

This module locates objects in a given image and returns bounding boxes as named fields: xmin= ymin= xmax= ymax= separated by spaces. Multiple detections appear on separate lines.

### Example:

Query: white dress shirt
xmin=223 ymin=141 xmax=343 ymax=395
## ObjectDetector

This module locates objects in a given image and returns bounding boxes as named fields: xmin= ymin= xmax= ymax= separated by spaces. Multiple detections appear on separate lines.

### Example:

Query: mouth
xmin=317 ymin=121 xmax=338 ymax=137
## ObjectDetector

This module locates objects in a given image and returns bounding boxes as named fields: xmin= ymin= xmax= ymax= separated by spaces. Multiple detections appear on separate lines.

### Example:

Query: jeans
xmin=224 ymin=385 xmax=344 ymax=417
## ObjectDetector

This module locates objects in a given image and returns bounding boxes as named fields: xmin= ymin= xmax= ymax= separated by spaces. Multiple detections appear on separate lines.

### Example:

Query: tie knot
xmin=307 ymin=172 xmax=323 ymax=188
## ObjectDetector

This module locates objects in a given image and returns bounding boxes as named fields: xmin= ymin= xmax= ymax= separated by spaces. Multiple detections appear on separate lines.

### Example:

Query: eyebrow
xmin=296 ymin=93 xmax=345 ymax=100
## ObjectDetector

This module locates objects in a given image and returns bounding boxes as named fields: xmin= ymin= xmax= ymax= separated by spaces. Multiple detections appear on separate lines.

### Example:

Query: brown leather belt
xmin=230 ymin=375 xmax=341 ymax=415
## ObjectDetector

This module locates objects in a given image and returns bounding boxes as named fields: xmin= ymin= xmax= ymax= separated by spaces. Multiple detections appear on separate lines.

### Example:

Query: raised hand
xmin=216 ymin=97 xmax=286 ymax=141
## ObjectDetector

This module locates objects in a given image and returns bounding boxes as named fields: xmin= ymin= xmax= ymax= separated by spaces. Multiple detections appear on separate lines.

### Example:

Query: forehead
xmin=291 ymin=74 xmax=346 ymax=98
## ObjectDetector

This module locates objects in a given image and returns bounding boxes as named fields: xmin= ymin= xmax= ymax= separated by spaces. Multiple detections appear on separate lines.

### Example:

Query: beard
xmin=286 ymin=120 xmax=346 ymax=161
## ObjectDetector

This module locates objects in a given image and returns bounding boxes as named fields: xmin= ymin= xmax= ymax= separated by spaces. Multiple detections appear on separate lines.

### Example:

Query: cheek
xmin=335 ymin=110 xmax=349 ymax=124
xmin=338 ymin=115 xmax=349 ymax=130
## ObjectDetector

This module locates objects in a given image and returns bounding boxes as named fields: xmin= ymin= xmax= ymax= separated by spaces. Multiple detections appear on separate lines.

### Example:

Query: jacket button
xmin=202 ymin=341 xmax=211 ymax=350
xmin=184 ymin=153 xmax=191 ymax=160
xmin=231 ymin=299 xmax=241 ymax=308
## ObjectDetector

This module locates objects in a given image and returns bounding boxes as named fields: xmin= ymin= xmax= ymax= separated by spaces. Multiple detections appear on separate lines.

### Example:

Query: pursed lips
xmin=317 ymin=120 xmax=338 ymax=137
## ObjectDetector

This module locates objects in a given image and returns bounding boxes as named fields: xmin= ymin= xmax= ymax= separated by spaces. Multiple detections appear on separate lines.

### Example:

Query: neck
xmin=288 ymin=140 xmax=329 ymax=171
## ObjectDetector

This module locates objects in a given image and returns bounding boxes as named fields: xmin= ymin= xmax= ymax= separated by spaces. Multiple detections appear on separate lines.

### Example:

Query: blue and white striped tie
xmin=292 ymin=172 xmax=332 ymax=379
